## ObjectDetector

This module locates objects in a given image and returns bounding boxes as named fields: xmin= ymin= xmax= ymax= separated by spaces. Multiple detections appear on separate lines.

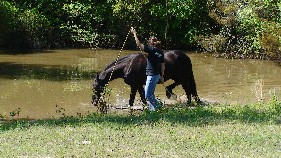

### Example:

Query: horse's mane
xmin=99 ymin=53 xmax=142 ymax=80
xmin=103 ymin=53 xmax=141 ymax=71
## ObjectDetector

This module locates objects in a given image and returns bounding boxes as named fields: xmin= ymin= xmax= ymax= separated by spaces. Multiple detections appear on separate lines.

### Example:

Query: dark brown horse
xmin=92 ymin=50 xmax=200 ymax=107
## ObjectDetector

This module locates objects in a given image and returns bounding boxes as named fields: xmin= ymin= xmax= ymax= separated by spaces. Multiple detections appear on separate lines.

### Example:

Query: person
xmin=130 ymin=27 xmax=165 ymax=111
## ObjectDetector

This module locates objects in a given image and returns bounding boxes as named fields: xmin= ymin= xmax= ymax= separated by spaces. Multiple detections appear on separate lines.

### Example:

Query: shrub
xmin=0 ymin=1 xmax=50 ymax=50
xmin=197 ymin=0 xmax=281 ymax=59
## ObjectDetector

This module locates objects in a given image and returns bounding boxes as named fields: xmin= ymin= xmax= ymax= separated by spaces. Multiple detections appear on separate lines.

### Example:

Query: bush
xmin=0 ymin=1 xmax=18 ymax=49
xmin=197 ymin=0 xmax=281 ymax=59
xmin=109 ymin=0 xmax=214 ymax=49
xmin=0 ymin=1 xmax=51 ymax=50
xmin=1 ymin=0 xmax=280 ymax=57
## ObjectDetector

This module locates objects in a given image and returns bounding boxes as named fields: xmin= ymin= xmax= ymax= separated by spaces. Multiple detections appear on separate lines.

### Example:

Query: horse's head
xmin=92 ymin=73 xmax=106 ymax=106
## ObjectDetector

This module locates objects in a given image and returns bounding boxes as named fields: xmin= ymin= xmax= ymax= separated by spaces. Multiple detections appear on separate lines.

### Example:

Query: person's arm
xmin=130 ymin=27 xmax=144 ymax=50
xmin=160 ymin=63 xmax=165 ymax=83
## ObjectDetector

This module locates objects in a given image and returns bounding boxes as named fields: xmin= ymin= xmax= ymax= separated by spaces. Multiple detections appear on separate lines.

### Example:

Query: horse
xmin=92 ymin=50 xmax=200 ymax=107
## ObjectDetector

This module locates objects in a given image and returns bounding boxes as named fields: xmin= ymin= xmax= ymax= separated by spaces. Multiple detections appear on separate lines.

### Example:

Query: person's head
xmin=148 ymin=36 xmax=161 ymax=48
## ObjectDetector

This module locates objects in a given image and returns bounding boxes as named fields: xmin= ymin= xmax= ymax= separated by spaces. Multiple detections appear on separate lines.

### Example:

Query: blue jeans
xmin=145 ymin=75 xmax=160 ymax=111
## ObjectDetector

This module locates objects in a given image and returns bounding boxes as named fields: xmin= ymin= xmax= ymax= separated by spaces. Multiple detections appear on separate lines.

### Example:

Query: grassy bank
xmin=1 ymin=101 xmax=281 ymax=158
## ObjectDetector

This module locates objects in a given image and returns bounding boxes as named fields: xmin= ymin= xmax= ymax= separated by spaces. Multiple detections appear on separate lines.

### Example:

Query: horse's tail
xmin=189 ymin=70 xmax=200 ymax=102
xmin=176 ymin=50 xmax=200 ymax=102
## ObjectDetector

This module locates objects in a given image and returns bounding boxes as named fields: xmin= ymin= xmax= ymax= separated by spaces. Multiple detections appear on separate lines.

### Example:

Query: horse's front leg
xmin=129 ymin=86 xmax=137 ymax=107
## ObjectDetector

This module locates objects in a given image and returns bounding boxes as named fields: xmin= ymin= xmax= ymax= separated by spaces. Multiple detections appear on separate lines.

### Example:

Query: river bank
xmin=1 ymin=101 xmax=281 ymax=157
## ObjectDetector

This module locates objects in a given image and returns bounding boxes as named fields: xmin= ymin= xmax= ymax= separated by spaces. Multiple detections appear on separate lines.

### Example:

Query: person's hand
xmin=130 ymin=27 xmax=136 ymax=34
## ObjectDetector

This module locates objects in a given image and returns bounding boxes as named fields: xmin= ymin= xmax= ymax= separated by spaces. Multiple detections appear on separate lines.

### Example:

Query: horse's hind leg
xmin=189 ymin=73 xmax=201 ymax=103
xmin=181 ymin=82 xmax=192 ymax=104
xmin=165 ymin=82 xmax=179 ymax=99
xmin=137 ymin=86 xmax=146 ymax=105
xmin=129 ymin=86 xmax=137 ymax=107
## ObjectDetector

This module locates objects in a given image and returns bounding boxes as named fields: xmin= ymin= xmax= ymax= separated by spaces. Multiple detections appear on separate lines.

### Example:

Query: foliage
xmin=60 ymin=2 xmax=100 ymax=47
xmin=109 ymin=0 xmax=214 ymax=49
xmin=60 ymin=1 xmax=118 ymax=48
xmin=1 ymin=0 xmax=281 ymax=60
xmin=0 ymin=1 xmax=51 ymax=49
xmin=197 ymin=0 xmax=281 ymax=59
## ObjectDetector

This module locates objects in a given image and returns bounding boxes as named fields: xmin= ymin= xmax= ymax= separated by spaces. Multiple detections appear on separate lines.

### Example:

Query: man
xmin=130 ymin=27 xmax=165 ymax=111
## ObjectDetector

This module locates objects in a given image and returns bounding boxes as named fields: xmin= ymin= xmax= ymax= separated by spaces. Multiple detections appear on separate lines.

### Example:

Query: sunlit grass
xmin=1 ymin=101 xmax=281 ymax=157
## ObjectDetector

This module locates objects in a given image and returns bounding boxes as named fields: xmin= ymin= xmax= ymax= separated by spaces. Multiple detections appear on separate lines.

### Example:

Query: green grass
xmin=1 ymin=101 xmax=281 ymax=157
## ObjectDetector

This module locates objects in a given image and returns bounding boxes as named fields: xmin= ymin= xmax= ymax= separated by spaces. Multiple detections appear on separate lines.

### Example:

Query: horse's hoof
xmin=91 ymin=101 xmax=98 ymax=106
xmin=166 ymin=91 xmax=171 ymax=99
xmin=128 ymin=105 xmax=132 ymax=111
xmin=197 ymin=100 xmax=209 ymax=106
xmin=170 ymin=94 xmax=177 ymax=100
xmin=166 ymin=92 xmax=177 ymax=100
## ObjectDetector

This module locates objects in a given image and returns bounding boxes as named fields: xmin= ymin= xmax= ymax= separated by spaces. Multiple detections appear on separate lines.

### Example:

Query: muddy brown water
xmin=1 ymin=49 xmax=280 ymax=119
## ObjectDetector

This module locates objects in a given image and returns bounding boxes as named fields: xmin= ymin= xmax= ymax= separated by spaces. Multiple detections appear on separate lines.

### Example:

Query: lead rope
xmin=97 ymin=0 xmax=174 ymax=112
xmin=106 ymin=29 xmax=131 ymax=87
xmin=103 ymin=5 xmax=138 ymax=92
xmin=96 ymin=27 xmax=132 ymax=113
xmin=165 ymin=0 xmax=168 ymax=50
xmin=99 ymin=30 xmax=131 ymax=95
xmin=96 ymin=2 xmax=139 ymax=112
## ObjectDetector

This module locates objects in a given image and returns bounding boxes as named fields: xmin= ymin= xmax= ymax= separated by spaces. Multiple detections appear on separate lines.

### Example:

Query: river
xmin=1 ymin=49 xmax=280 ymax=119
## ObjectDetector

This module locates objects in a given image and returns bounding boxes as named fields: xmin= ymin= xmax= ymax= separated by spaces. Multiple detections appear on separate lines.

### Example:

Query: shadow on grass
xmin=1 ymin=104 xmax=281 ymax=131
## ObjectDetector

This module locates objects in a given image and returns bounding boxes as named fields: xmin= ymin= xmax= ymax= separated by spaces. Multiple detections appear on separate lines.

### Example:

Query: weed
xmin=9 ymin=108 xmax=21 ymax=118
xmin=55 ymin=104 xmax=66 ymax=118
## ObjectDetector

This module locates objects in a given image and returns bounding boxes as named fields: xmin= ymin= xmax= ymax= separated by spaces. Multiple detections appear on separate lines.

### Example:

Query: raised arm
xmin=130 ymin=27 xmax=144 ymax=50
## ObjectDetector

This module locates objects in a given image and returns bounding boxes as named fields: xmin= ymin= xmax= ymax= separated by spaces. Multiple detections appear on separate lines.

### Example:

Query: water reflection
xmin=193 ymin=54 xmax=281 ymax=104
xmin=0 ymin=49 xmax=281 ymax=119
xmin=0 ymin=62 xmax=95 ymax=80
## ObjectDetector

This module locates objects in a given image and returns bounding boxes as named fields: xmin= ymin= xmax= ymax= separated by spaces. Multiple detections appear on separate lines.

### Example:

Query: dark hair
xmin=148 ymin=36 xmax=161 ymax=48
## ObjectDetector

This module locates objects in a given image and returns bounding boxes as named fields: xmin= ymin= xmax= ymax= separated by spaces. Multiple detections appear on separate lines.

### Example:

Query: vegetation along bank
xmin=0 ymin=0 xmax=280 ymax=60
